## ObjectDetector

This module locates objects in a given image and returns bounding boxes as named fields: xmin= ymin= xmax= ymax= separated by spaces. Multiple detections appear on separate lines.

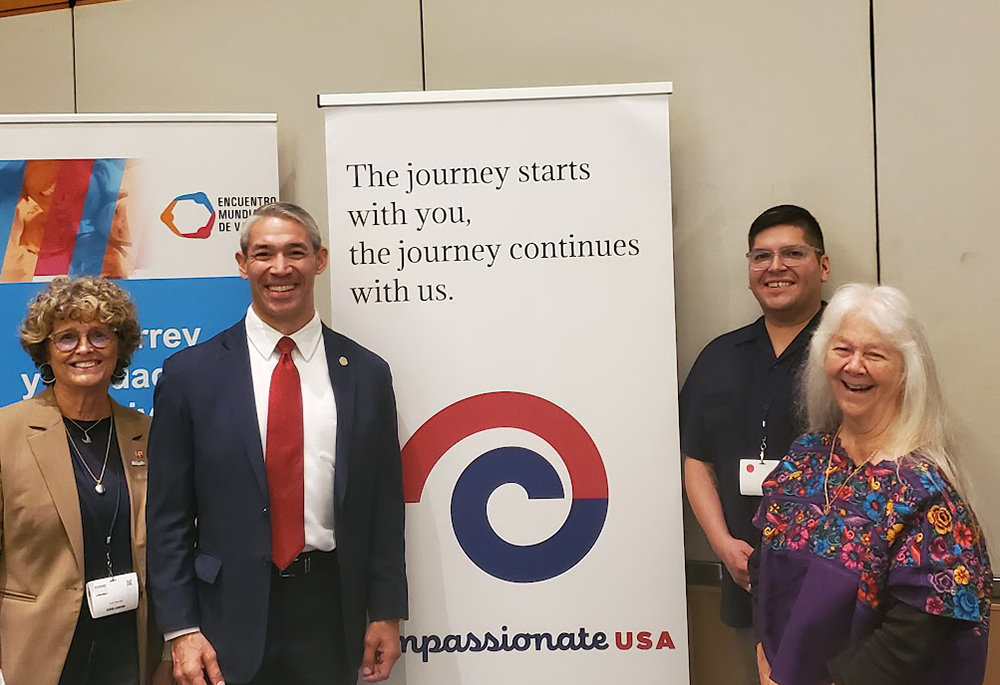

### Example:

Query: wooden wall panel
xmin=0 ymin=0 xmax=124 ymax=18
xmin=0 ymin=1 xmax=67 ymax=19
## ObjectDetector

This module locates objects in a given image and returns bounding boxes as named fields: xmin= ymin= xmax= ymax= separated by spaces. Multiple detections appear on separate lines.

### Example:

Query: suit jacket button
xmin=262 ymin=507 xmax=268 ymax=514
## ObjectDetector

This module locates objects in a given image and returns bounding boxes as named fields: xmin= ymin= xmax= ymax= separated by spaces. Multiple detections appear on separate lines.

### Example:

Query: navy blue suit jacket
xmin=146 ymin=320 xmax=407 ymax=682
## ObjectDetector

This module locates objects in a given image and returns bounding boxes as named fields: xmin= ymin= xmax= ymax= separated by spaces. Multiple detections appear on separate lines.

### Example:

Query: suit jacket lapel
xmin=113 ymin=399 xmax=147 ymax=571
xmin=26 ymin=389 xmax=84 ymax=577
xmin=221 ymin=320 xmax=268 ymax=498
xmin=323 ymin=326 xmax=354 ymax=510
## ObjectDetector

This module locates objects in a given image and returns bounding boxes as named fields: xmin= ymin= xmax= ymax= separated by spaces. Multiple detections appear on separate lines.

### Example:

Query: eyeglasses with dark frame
xmin=746 ymin=245 xmax=824 ymax=271
xmin=49 ymin=327 xmax=117 ymax=353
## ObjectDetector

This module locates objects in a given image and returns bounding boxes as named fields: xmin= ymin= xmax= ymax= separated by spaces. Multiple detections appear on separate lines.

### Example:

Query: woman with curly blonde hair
xmin=752 ymin=283 xmax=991 ymax=685
xmin=0 ymin=276 xmax=170 ymax=685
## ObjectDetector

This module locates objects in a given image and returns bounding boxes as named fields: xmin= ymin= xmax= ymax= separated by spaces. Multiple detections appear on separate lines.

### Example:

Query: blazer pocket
xmin=2 ymin=588 xmax=37 ymax=602
xmin=194 ymin=552 xmax=222 ymax=585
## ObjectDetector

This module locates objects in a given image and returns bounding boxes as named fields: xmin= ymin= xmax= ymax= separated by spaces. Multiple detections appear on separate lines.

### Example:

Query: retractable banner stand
xmin=322 ymin=83 xmax=687 ymax=685
xmin=0 ymin=114 xmax=278 ymax=412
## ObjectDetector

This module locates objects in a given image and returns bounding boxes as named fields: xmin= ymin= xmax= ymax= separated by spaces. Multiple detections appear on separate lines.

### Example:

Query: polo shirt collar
xmin=736 ymin=302 xmax=827 ymax=357
xmin=786 ymin=302 xmax=826 ymax=357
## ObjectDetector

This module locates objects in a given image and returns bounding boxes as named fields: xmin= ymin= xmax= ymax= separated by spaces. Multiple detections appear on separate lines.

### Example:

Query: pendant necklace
xmin=66 ymin=417 xmax=113 ymax=495
xmin=66 ymin=416 xmax=108 ymax=444
xmin=823 ymin=427 xmax=880 ymax=514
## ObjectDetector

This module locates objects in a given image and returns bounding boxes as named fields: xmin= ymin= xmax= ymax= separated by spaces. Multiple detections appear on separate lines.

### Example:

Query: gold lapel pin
xmin=339 ymin=356 xmax=348 ymax=367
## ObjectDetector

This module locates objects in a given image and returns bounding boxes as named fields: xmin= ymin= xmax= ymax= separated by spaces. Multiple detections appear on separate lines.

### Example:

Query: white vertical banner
xmin=321 ymin=83 xmax=686 ymax=685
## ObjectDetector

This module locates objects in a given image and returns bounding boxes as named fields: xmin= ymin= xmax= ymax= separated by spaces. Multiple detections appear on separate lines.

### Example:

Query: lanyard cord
xmin=73 ymin=418 xmax=124 ymax=578
xmin=105 ymin=444 xmax=123 ymax=578
xmin=755 ymin=352 xmax=800 ymax=463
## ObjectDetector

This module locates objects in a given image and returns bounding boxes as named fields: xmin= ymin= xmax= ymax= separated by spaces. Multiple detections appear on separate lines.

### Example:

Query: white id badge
xmin=86 ymin=572 xmax=139 ymax=618
xmin=739 ymin=459 xmax=779 ymax=496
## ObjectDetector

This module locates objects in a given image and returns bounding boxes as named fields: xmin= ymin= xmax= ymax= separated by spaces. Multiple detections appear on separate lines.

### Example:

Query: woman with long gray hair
xmin=752 ymin=283 xmax=990 ymax=685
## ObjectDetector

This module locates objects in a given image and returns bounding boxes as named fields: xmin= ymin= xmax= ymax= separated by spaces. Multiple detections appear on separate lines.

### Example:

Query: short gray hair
xmin=239 ymin=202 xmax=324 ymax=255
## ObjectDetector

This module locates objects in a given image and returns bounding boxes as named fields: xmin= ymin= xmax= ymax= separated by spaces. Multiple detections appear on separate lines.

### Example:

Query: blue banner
xmin=0 ymin=276 xmax=250 ymax=413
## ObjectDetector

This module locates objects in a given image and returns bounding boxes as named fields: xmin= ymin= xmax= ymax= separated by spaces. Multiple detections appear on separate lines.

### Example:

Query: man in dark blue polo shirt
xmin=680 ymin=204 xmax=830 ymax=684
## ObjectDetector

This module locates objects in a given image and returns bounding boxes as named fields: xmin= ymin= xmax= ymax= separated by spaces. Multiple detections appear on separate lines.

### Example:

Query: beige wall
xmin=874 ymin=0 xmax=1000 ymax=547
xmin=422 ymin=0 xmax=877 ymax=358
xmin=422 ymin=0 xmax=878 ymax=559
xmin=2 ymin=0 xmax=998 ymax=667
xmin=72 ymin=0 xmax=423 ymax=316
xmin=0 ymin=8 xmax=74 ymax=113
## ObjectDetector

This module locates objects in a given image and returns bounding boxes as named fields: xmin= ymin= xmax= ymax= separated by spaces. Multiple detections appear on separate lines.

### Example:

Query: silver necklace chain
xmin=66 ymin=416 xmax=109 ymax=444
xmin=65 ymin=418 xmax=113 ymax=495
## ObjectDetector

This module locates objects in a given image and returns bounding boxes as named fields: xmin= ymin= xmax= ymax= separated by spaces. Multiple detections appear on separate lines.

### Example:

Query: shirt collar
xmin=732 ymin=316 xmax=766 ymax=346
xmin=245 ymin=305 xmax=323 ymax=362
xmin=785 ymin=302 xmax=826 ymax=356
xmin=735 ymin=302 xmax=827 ymax=353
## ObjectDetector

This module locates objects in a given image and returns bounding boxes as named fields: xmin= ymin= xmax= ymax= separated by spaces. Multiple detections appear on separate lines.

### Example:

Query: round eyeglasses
xmin=50 ymin=327 xmax=116 ymax=353
xmin=746 ymin=245 xmax=823 ymax=271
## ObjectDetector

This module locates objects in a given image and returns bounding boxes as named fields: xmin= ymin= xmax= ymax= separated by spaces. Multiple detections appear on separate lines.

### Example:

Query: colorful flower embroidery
xmin=954 ymin=522 xmax=974 ymax=547
xmin=930 ymin=570 xmax=956 ymax=594
xmin=928 ymin=505 xmax=953 ymax=535
xmin=929 ymin=535 xmax=951 ymax=562
xmin=758 ymin=433 xmax=991 ymax=630
xmin=786 ymin=524 xmax=810 ymax=550
xmin=840 ymin=541 xmax=864 ymax=571
xmin=886 ymin=522 xmax=904 ymax=544
xmin=954 ymin=587 xmax=981 ymax=621
xmin=863 ymin=490 xmax=887 ymax=522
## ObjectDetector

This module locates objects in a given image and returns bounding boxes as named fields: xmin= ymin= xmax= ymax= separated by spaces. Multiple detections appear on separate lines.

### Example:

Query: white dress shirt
xmin=245 ymin=305 xmax=338 ymax=553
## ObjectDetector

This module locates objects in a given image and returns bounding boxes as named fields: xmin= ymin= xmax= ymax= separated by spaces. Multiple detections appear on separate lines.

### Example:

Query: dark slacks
xmin=59 ymin=609 xmax=140 ymax=685
xmin=240 ymin=550 xmax=352 ymax=685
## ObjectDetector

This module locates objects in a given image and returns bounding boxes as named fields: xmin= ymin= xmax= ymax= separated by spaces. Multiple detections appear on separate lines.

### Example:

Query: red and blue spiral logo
xmin=402 ymin=391 xmax=608 ymax=583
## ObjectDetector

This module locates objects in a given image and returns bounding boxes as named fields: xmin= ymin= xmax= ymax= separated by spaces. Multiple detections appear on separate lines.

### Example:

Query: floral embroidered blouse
xmin=753 ymin=432 xmax=991 ymax=685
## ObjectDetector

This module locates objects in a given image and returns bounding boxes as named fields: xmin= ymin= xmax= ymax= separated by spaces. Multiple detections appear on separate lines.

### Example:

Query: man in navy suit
xmin=147 ymin=202 xmax=407 ymax=685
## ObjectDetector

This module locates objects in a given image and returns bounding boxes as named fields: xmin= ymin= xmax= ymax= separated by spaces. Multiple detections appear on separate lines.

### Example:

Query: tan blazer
xmin=0 ymin=389 xmax=155 ymax=685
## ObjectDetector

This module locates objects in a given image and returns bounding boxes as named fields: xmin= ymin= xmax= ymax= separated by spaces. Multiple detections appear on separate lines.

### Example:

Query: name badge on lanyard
xmin=739 ymin=458 xmax=779 ymax=496
xmin=740 ymin=413 xmax=778 ymax=496
xmin=86 ymin=572 xmax=139 ymax=618
xmin=81 ymin=439 xmax=137 ymax=619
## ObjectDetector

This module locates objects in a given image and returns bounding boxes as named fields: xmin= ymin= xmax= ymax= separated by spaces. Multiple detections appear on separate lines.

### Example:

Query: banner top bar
xmin=318 ymin=82 xmax=673 ymax=108
xmin=0 ymin=113 xmax=278 ymax=124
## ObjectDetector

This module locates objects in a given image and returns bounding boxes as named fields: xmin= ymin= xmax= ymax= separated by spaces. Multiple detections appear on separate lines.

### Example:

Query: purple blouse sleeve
xmin=885 ymin=462 xmax=991 ymax=625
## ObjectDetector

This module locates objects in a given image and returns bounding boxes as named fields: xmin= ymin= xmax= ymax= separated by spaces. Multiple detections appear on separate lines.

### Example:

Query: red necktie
xmin=266 ymin=336 xmax=305 ymax=570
